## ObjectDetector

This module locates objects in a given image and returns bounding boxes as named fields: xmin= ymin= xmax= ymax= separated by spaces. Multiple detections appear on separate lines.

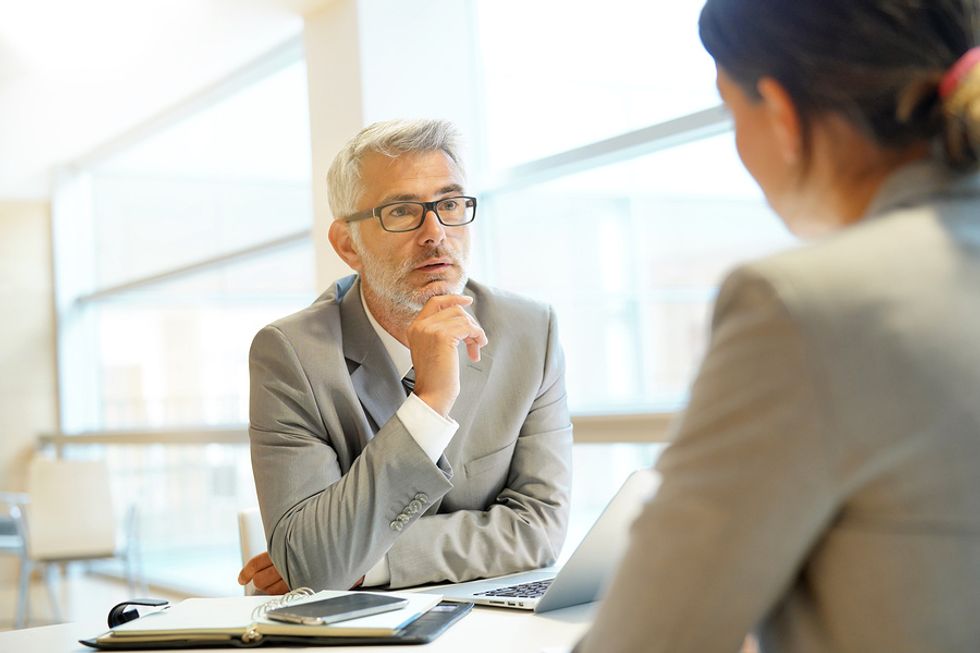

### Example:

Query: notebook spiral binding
xmin=250 ymin=586 xmax=316 ymax=621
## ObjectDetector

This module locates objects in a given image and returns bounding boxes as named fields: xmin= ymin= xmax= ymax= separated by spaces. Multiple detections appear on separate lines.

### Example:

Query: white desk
xmin=0 ymin=602 xmax=595 ymax=653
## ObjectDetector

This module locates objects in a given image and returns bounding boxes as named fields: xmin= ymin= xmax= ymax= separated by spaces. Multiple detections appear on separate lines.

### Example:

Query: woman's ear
xmin=757 ymin=77 xmax=803 ymax=166
xmin=328 ymin=220 xmax=362 ymax=272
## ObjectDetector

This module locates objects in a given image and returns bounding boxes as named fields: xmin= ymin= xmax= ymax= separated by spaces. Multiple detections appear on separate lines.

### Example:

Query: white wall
xmin=0 ymin=200 xmax=58 ymax=581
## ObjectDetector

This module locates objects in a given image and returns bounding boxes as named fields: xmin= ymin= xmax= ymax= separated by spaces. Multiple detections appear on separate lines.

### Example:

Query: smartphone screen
xmin=265 ymin=593 xmax=409 ymax=626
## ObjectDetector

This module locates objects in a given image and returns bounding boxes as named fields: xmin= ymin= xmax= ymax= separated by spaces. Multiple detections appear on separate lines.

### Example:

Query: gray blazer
xmin=249 ymin=276 xmax=572 ymax=591
xmin=578 ymin=161 xmax=980 ymax=653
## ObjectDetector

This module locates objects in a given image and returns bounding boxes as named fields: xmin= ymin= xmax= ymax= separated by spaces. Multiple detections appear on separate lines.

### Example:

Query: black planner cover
xmin=80 ymin=601 xmax=473 ymax=649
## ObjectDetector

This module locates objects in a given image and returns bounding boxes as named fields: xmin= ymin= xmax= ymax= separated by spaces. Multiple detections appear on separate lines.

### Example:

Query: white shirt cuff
xmin=362 ymin=555 xmax=390 ymax=587
xmin=397 ymin=393 xmax=459 ymax=464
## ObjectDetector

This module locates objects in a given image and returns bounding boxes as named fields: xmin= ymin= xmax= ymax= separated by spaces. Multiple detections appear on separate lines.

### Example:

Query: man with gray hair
xmin=238 ymin=118 xmax=572 ymax=592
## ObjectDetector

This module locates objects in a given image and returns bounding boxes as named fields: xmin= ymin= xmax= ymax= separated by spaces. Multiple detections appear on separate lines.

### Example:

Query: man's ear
xmin=757 ymin=77 xmax=803 ymax=166
xmin=328 ymin=220 xmax=362 ymax=272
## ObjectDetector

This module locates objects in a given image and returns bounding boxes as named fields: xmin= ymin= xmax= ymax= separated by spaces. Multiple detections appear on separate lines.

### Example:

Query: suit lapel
xmin=340 ymin=278 xmax=407 ymax=432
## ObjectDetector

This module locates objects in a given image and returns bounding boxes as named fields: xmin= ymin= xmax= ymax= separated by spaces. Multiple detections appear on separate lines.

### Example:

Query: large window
xmin=474 ymin=134 xmax=794 ymax=413
xmin=469 ymin=2 xmax=796 ymax=557
xmin=94 ymin=242 xmax=313 ymax=428
xmin=52 ymin=49 xmax=313 ymax=594
xmin=47 ymin=2 xmax=802 ymax=595
xmin=471 ymin=0 xmax=796 ymax=415
xmin=55 ymin=53 xmax=313 ymax=433
xmin=475 ymin=0 xmax=720 ymax=171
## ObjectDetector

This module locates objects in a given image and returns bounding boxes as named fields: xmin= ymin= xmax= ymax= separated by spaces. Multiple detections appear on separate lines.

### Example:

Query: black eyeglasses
xmin=342 ymin=196 xmax=477 ymax=233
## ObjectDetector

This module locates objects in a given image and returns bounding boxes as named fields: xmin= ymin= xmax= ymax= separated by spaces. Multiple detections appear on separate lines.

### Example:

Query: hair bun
xmin=941 ymin=63 xmax=980 ymax=169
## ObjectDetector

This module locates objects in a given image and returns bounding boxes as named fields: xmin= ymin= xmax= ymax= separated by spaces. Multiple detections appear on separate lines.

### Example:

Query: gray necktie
xmin=402 ymin=368 xmax=416 ymax=395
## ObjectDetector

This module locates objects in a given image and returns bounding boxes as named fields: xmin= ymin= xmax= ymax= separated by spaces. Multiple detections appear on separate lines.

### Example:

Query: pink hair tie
xmin=939 ymin=47 xmax=980 ymax=99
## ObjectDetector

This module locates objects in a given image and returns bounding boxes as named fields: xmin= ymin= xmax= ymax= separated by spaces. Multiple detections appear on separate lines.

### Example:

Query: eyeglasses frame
xmin=340 ymin=195 xmax=478 ymax=233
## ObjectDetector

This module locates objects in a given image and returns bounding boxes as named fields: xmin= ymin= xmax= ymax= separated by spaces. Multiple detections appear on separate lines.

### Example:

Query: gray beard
xmin=351 ymin=230 xmax=468 ymax=320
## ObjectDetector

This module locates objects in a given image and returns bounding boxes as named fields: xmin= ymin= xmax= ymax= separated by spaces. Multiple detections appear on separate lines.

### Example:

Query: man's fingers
xmin=466 ymin=338 xmax=481 ymax=362
xmin=261 ymin=578 xmax=290 ymax=595
xmin=465 ymin=330 xmax=489 ymax=362
xmin=434 ymin=317 xmax=487 ymax=353
xmin=258 ymin=577 xmax=289 ymax=595
xmin=238 ymin=551 xmax=274 ymax=584
xmin=462 ymin=317 xmax=489 ymax=362
xmin=253 ymin=564 xmax=287 ymax=593
xmin=412 ymin=310 xmax=486 ymax=347
xmin=417 ymin=294 xmax=473 ymax=318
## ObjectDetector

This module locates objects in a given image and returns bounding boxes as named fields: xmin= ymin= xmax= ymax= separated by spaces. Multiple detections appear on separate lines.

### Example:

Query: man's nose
xmin=416 ymin=208 xmax=446 ymax=243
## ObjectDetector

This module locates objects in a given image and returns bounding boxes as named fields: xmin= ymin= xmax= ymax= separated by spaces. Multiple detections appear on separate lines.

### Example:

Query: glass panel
xmin=476 ymin=0 xmax=719 ymax=170
xmin=90 ymin=60 xmax=312 ymax=288
xmin=91 ymin=240 xmax=315 ymax=430
xmin=51 ymin=52 xmax=316 ymax=594
xmin=472 ymin=133 xmax=796 ymax=413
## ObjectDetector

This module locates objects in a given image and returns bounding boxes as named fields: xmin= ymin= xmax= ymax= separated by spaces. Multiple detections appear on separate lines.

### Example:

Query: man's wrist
xmin=414 ymin=390 xmax=454 ymax=418
xmin=397 ymin=394 xmax=458 ymax=464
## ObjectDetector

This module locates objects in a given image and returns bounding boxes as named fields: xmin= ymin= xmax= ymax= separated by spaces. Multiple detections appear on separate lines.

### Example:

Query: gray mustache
xmin=408 ymin=248 xmax=463 ymax=268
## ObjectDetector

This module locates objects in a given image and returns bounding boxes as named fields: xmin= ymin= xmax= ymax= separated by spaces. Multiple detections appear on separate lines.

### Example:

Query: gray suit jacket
xmin=579 ymin=161 xmax=980 ymax=652
xmin=249 ymin=276 xmax=572 ymax=590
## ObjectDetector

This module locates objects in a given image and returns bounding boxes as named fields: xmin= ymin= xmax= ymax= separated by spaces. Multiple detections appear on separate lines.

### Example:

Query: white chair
xmin=14 ymin=457 xmax=144 ymax=627
xmin=237 ymin=507 xmax=265 ymax=596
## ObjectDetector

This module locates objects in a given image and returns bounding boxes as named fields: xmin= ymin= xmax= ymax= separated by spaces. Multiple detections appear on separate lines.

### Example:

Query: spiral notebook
xmin=81 ymin=588 xmax=470 ymax=649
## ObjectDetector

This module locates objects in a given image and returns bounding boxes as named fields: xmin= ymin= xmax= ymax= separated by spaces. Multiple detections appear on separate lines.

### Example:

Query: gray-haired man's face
xmin=348 ymin=150 xmax=471 ymax=314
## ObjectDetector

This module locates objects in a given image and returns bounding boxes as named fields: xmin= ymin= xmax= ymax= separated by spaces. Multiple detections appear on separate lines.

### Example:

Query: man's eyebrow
xmin=438 ymin=183 xmax=465 ymax=196
xmin=379 ymin=184 xmax=465 ymax=204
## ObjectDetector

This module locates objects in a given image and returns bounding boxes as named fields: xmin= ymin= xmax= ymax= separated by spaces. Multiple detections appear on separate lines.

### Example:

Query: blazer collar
xmin=865 ymin=159 xmax=980 ymax=219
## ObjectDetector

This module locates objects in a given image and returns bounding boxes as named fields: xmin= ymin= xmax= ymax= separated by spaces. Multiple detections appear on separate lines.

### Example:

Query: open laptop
xmin=439 ymin=468 xmax=660 ymax=612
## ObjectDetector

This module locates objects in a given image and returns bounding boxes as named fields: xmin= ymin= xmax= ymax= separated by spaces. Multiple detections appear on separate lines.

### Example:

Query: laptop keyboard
xmin=475 ymin=578 xmax=554 ymax=599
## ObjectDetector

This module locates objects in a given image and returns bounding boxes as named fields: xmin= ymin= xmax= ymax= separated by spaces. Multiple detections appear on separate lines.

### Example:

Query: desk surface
xmin=0 ymin=602 xmax=595 ymax=653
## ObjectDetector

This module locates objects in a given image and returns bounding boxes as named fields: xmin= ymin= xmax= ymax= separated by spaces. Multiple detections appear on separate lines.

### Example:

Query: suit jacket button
xmin=408 ymin=499 xmax=421 ymax=512
xmin=414 ymin=493 xmax=428 ymax=503
xmin=389 ymin=520 xmax=402 ymax=531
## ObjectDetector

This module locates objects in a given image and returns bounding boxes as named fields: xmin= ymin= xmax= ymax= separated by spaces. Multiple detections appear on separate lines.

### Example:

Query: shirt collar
xmin=360 ymin=284 xmax=414 ymax=378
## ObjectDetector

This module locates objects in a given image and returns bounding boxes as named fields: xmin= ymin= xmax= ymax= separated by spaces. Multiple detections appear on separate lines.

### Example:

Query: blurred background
xmin=0 ymin=0 xmax=795 ymax=629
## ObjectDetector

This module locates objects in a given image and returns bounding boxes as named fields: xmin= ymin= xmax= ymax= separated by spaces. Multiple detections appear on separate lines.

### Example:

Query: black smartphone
xmin=265 ymin=593 xmax=409 ymax=625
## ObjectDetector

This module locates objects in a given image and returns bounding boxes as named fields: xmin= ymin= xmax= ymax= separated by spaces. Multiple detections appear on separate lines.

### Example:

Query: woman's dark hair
xmin=699 ymin=0 xmax=980 ymax=169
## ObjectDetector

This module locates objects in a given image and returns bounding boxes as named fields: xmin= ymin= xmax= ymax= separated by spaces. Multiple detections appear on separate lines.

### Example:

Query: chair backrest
xmin=238 ymin=507 xmax=265 ymax=564
xmin=25 ymin=457 xmax=117 ymax=560
xmin=238 ymin=507 xmax=265 ymax=596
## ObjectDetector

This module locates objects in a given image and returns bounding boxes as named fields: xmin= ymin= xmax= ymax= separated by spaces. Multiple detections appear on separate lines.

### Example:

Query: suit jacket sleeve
xmin=248 ymin=324 xmax=455 ymax=591
xmin=384 ymin=305 xmax=573 ymax=588
xmin=576 ymin=267 xmax=840 ymax=653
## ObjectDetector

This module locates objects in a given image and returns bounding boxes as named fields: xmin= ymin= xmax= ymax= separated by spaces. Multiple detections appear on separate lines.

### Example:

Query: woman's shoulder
xmin=750 ymin=201 xmax=956 ymax=285
xmin=719 ymin=193 xmax=976 ymax=334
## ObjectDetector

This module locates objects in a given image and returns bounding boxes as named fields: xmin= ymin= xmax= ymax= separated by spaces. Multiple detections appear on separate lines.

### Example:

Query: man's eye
xmin=387 ymin=205 xmax=411 ymax=217
xmin=440 ymin=200 xmax=459 ymax=211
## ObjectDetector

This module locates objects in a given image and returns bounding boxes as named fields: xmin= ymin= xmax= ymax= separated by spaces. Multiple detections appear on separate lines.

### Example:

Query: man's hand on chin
xmin=407 ymin=294 xmax=488 ymax=417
